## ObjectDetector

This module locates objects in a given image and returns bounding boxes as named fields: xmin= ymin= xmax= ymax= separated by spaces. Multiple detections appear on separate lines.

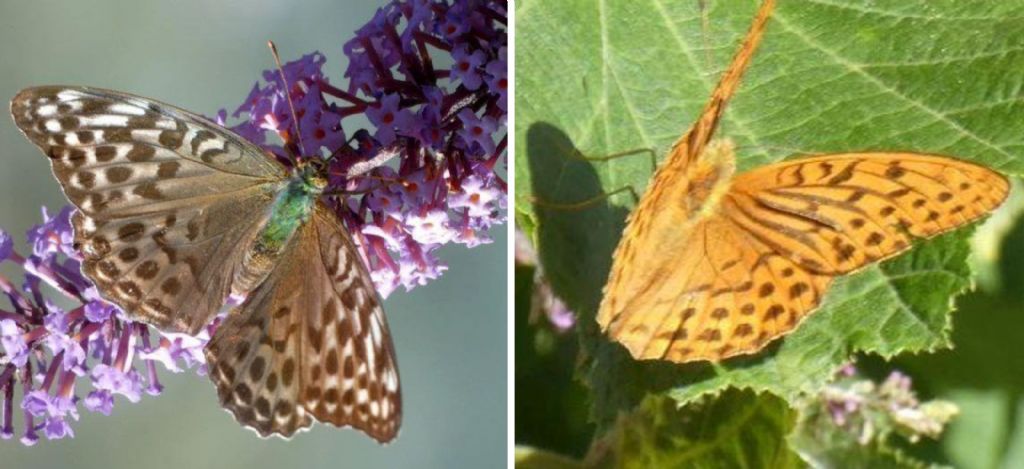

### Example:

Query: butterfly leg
xmin=528 ymin=146 xmax=658 ymax=210
xmin=565 ymin=147 xmax=658 ymax=174
xmin=322 ymin=175 xmax=411 ymax=197
xmin=529 ymin=185 xmax=639 ymax=211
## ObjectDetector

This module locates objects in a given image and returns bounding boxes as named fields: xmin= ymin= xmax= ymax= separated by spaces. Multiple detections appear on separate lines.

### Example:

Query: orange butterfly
xmin=597 ymin=0 xmax=1009 ymax=363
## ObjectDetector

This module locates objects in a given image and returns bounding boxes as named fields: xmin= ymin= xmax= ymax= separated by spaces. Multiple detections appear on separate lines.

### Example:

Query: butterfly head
xmin=296 ymin=157 xmax=330 ymax=192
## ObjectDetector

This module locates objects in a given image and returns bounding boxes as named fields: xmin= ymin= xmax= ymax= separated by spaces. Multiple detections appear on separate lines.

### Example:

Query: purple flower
xmin=485 ymin=47 xmax=508 ymax=111
xmin=139 ymin=330 xmax=210 ymax=374
xmin=296 ymin=85 xmax=346 ymax=155
xmin=439 ymin=15 xmax=468 ymax=41
xmin=261 ymin=52 xmax=326 ymax=90
xmin=207 ymin=0 xmax=506 ymax=299
xmin=398 ymin=249 xmax=448 ymax=291
xmin=90 ymin=364 xmax=143 ymax=403
xmin=20 ymin=391 xmax=50 ymax=418
xmin=534 ymin=281 xmax=576 ymax=332
xmin=451 ymin=45 xmax=487 ymax=90
xmin=816 ymin=364 xmax=958 ymax=445
xmin=366 ymin=185 xmax=403 ymax=215
xmin=0 ymin=229 xmax=12 ymax=261
xmin=457 ymin=109 xmax=498 ymax=155
xmin=84 ymin=391 xmax=114 ymax=415
xmin=26 ymin=206 xmax=75 ymax=260
xmin=366 ymin=93 xmax=416 ymax=145
xmin=215 ymin=109 xmax=266 ymax=148
xmin=450 ymin=174 xmax=502 ymax=218
xmin=83 ymin=299 xmax=115 ymax=323
xmin=21 ymin=393 xmax=78 ymax=440
xmin=43 ymin=417 xmax=73 ymax=439
xmin=21 ymin=392 xmax=77 ymax=422
xmin=0 ymin=319 xmax=30 ymax=367
xmin=405 ymin=210 xmax=453 ymax=245
xmin=369 ymin=264 xmax=401 ymax=299
xmin=515 ymin=228 xmax=576 ymax=332
xmin=42 ymin=333 xmax=87 ymax=375
xmin=233 ymin=83 xmax=265 ymax=118
xmin=343 ymin=52 xmax=379 ymax=95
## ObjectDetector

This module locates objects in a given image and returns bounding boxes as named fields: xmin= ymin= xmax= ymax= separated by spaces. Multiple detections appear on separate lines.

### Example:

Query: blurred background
xmin=0 ymin=1 xmax=506 ymax=467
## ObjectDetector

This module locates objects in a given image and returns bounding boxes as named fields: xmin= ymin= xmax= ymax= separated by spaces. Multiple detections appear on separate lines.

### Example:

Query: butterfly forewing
xmin=726 ymin=153 xmax=1010 ymax=275
xmin=206 ymin=203 xmax=401 ymax=441
xmin=11 ymin=86 xmax=288 ymax=334
xmin=604 ymin=215 xmax=834 ymax=361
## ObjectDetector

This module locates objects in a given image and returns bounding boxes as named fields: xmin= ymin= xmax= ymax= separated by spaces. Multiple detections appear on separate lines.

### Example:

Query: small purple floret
xmin=0 ymin=230 xmax=12 ymax=262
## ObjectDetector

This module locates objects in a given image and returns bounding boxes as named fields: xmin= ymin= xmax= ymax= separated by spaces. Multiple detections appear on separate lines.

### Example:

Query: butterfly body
xmin=256 ymin=164 xmax=324 ymax=253
xmin=11 ymin=86 xmax=401 ymax=441
xmin=230 ymin=164 xmax=324 ymax=300
xmin=600 ymin=139 xmax=736 ymax=331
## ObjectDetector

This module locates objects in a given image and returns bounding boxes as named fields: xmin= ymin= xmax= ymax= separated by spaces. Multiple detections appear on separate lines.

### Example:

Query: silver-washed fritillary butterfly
xmin=597 ymin=0 xmax=1009 ymax=363
xmin=10 ymin=85 xmax=401 ymax=441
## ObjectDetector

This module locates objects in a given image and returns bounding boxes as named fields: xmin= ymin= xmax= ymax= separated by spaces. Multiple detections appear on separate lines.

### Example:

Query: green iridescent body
xmin=230 ymin=163 xmax=328 ymax=297
xmin=256 ymin=165 xmax=325 ymax=254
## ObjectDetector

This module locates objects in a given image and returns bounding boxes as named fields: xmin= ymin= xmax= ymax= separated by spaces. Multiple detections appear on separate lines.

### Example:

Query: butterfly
xmin=10 ymin=85 xmax=401 ymax=442
xmin=596 ymin=0 xmax=1009 ymax=363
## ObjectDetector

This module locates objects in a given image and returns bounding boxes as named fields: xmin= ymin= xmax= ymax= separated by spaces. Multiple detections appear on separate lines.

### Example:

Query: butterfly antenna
xmin=268 ymin=40 xmax=307 ymax=157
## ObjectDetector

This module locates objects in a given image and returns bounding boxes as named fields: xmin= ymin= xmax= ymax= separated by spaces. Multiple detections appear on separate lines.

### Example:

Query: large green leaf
xmin=516 ymin=0 xmax=1024 ymax=428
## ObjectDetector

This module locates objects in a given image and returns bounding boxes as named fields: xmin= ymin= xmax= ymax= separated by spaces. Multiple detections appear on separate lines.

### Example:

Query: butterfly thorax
xmin=597 ymin=139 xmax=736 ymax=328
xmin=231 ymin=161 xmax=326 ymax=299
xmin=686 ymin=139 xmax=736 ymax=219
xmin=642 ymin=139 xmax=737 ymax=231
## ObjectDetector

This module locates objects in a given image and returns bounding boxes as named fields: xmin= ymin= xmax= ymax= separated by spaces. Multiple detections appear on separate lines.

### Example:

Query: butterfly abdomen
xmin=232 ymin=176 xmax=319 ymax=298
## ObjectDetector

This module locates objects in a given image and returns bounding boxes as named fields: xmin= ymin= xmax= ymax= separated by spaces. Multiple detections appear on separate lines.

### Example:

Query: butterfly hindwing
xmin=600 ymin=214 xmax=833 ymax=362
xmin=11 ymin=86 xmax=288 ymax=334
xmin=206 ymin=202 xmax=401 ymax=441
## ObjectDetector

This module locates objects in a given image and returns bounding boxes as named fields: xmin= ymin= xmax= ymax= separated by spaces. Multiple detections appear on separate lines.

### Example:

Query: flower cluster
xmin=816 ymin=363 xmax=958 ymax=445
xmin=220 ymin=0 xmax=507 ymax=297
xmin=0 ymin=0 xmax=506 ymax=444
xmin=0 ymin=208 xmax=211 ymax=444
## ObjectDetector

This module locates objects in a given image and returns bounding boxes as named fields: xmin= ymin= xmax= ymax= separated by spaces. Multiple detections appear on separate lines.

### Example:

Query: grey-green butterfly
xmin=10 ymin=86 xmax=401 ymax=442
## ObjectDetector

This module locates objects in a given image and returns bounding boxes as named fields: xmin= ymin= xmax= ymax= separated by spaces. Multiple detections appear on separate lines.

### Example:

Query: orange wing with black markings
xmin=596 ymin=0 xmax=1009 ymax=363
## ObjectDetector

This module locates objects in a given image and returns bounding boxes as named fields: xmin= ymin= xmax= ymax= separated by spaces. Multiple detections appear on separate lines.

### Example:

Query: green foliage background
xmin=515 ymin=0 xmax=1024 ymax=466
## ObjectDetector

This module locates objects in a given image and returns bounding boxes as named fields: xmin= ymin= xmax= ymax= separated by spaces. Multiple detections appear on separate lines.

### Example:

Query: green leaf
xmin=516 ymin=0 xmax=1024 ymax=428
xmin=585 ymin=390 xmax=802 ymax=468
